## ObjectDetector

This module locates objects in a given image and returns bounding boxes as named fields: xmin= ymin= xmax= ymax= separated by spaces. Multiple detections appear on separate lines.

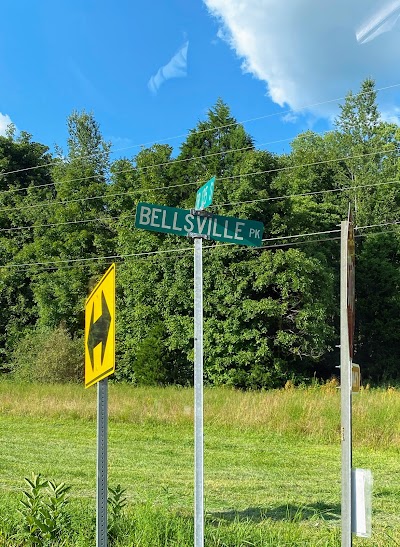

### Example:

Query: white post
xmin=97 ymin=378 xmax=108 ymax=547
xmin=194 ymin=236 xmax=204 ymax=547
xmin=341 ymin=220 xmax=352 ymax=547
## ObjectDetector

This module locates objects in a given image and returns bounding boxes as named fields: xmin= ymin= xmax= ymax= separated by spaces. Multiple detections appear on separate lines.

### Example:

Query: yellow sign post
xmin=85 ymin=263 xmax=115 ymax=388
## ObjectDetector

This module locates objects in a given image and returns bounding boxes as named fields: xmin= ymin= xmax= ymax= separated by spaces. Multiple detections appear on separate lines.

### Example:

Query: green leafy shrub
xmin=108 ymin=484 xmax=127 ymax=540
xmin=19 ymin=472 xmax=71 ymax=545
xmin=11 ymin=325 xmax=83 ymax=383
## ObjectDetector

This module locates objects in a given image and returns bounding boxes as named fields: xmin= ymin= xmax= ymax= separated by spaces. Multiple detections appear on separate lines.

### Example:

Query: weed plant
xmin=18 ymin=472 xmax=71 ymax=545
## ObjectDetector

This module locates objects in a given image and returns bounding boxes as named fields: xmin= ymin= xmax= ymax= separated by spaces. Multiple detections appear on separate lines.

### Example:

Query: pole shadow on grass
xmin=208 ymin=503 xmax=340 ymax=525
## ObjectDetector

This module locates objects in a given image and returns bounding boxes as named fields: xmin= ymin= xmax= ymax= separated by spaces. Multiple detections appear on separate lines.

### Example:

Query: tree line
xmin=1 ymin=79 xmax=399 ymax=387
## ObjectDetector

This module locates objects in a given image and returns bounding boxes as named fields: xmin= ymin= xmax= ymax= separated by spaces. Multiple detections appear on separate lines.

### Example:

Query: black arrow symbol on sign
xmin=87 ymin=291 xmax=111 ymax=370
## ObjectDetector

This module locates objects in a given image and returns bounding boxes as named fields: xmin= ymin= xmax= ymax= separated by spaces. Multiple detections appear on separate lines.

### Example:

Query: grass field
xmin=0 ymin=381 xmax=399 ymax=545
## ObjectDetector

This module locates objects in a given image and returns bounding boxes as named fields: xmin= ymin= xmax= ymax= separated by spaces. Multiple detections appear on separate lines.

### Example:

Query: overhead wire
xmin=0 ymin=133 xmax=285 ymax=193
xmin=5 ymin=224 xmax=397 ymax=275
xmin=212 ymin=178 xmax=400 ymax=210
xmin=0 ymin=83 xmax=399 ymax=269
xmin=1 ymin=81 xmax=399 ymax=182
xmin=0 ymin=144 xmax=399 ymax=216
xmin=26 ymin=222 xmax=400 ymax=276
xmin=0 ymin=237 xmax=341 ymax=274
xmin=2 ymin=220 xmax=399 ymax=273
xmin=0 ymin=176 xmax=399 ymax=234
xmin=355 ymin=219 xmax=400 ymax=230
xmin=0 ymin=214 xmax=126 ymax=233
xmin=0 ymin=131 xmax=328 ymax=197
xmin=0 ymin=128 xmax=316 ymax=200
xmin=1 ymin=123 xmax=399 ymax=201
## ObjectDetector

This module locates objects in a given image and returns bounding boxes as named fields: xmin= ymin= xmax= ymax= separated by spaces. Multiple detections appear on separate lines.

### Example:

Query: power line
xmin=262 ymin=229 xmax=340 ymax=242
xmin=355 ymin=219 xmax=400 ymax=230
xmin=354 ymin=227 xmax=400 ymax=239
xmin=0 ymin=214 xmax=123 ymax=233
xmin=212 ymin=178 xmax=400 ymax=210
xmin=0 ymin=146 xmax=399 ymax=215
xmin=55 ymin=139 xmax=400 ymax=196
xmin=2 ymin=124 xmax=399 ymax=200
xmin=1 ymin=176 xmax=400 ymax=233
xmin=1 ymin=81 xmax=400 ymax=181
xmin=0 ymin=132 xmax=323 ymax=197
xmin=4 ymin=237 xmax=342 ymax=274
xmin=8 ymin=226 xmax=400 ymax=274
xmin=1 ymin=245 xmax=195 ymax=270
xmin=1 ymin=95 xmax=399 ymax=200
xmin=0 ymin=139 xmax=252 ymax=196
xmin=2 ymin=220 xmax=399 ymax=272
xmin=11 ymin=225 xmax=400 ymax=275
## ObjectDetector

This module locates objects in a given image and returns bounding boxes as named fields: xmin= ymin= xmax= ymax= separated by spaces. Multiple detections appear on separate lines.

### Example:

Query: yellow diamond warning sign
xmin=85 ymin=263 xmax=115 ymax=388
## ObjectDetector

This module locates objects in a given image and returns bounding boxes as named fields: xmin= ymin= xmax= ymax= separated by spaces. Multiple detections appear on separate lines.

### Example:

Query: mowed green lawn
xmin=0 ymin=381 xmax=399 ymax=546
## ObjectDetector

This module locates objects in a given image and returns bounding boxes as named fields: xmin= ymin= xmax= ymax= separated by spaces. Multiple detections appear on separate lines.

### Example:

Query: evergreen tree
xmin=31 ymin=111 xmax=115 ymax=335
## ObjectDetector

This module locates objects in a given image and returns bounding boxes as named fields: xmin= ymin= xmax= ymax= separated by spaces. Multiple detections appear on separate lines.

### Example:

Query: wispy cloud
xmin=356 ymin=0 xmax=400 ymax=44
xmin=68 ymin=59 xmax=110 ymax=111
xmin=0 ymin=113 xmax=14 ymax=136
xmin=281 ymin=112 xmax=298 ymax=124
xmin=106 ymin=135 xmax=139 ymax=154
xmin=381 ymin=107 xmax=400 ymax=125
xmin=148 ymin=40 xmax=189 ymax=95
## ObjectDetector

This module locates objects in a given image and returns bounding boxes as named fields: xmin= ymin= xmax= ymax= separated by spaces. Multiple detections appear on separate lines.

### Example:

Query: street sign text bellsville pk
xmin=135 ymin=202 xmax=264 ymax=247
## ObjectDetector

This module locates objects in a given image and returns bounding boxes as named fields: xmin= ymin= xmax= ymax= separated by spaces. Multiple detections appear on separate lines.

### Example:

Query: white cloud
xmin=148 ymin=41 xmax=189 ymax=95
xmin=281 ymin=112 xmax=299 ymax=124
xmin=356 ymin=0 xmax=400 ymax=44
xmin=0 ymin=113 xmax=13 ymax=136
xmin=204 ymin=0 xmax=400 ymax=120
xmin=107 ymin=135 xmax=138 ymax=153
xmin=381 ymin=107 xmax=400 ymax=125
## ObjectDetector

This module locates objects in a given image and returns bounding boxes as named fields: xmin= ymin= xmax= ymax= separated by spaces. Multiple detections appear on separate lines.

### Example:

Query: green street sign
xmin=195 ymin=176 xmax=215 ymax=210
xmin=135 ymin=202 xmax=264 ymax=247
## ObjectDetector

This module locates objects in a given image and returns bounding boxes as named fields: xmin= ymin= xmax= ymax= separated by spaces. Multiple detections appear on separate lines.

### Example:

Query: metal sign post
xmin=193 ymin=178 xmax=214 ymax=547
xmin=97 ymin=378 xmax=108 ymax=547
xmin=134 ymin=188 xmax=264 ymax=547
xmin=194 ymin=235 xmax=205 ymax=547
xmin=85 ymin=263 xmax=116 ymax=547
xmin=340 ymin=213 xmax=355 ymax=547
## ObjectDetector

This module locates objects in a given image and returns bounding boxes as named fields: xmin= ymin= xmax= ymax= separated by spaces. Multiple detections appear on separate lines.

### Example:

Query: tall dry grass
xmin=0 ymin=380 xmax=399 ymax=448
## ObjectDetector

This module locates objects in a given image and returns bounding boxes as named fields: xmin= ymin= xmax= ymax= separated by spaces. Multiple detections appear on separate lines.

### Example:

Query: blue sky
xmin=2 ymin=0 xmax=400 ymax=160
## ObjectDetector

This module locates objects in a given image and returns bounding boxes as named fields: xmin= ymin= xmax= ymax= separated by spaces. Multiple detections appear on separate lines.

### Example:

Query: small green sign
xmin=195 ymin=176 xmax=215 ymax=210
xmin=135 ymin=202 xmax=264 ymax=247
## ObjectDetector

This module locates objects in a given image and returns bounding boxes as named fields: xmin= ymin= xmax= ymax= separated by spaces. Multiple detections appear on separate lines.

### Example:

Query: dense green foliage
xmin=0 ymin=81 xmax=399 ymax=386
